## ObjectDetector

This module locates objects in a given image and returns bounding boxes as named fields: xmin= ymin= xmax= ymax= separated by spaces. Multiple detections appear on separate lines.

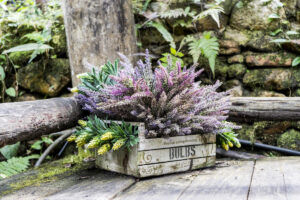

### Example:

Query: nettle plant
xmin=70 ymin=50 xmax=241 ymax=155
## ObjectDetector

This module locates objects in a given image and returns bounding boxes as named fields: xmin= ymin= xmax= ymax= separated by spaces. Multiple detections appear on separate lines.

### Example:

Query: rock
xmin=230 ymin=0 xmax=287 ymax=31
xmin=282 ymin=40 xmax=300 ymax=54
xmin=246 ymin=35 xmax=281 ymax=52
xmin=219 ymin=40 xmax=239 ymax=48
xmin=219 ymin=47 xmax=241 ymax=55
xmin=228 ymin=55 xmax=244 ymax=63
xmin=223 ymin=27 xmax=251 ymax=46
xmin=242 ymin=68 xmax=299 ymax=91
xmin=281 ymin=0 xmax=297 ymax=18
xmin=16 ymin=93 xmax=42 ymax=102
xmin=277 ymin=129 xmax=300 ymax=151
xmin=237 ymin=121 xmax=293 ymax=145
xmin=17 ymin=58 xmax=71 ymax=97
xmin=196 ymin=14 xmax=228 ymax=31
xmin=245 ymin=52 xmax=296 ymax=67
xmin=249 ymin=90 xmax=286 ymax=97
xmin=8 ymin=51 xmax=32 ymax=66
xmin=227 ymin=64 xmax=246 ymax=79
xmin=223 ymin=79 xmax=243 ymax=97
xmin=292 ymin=88 xmax=300 ymax=96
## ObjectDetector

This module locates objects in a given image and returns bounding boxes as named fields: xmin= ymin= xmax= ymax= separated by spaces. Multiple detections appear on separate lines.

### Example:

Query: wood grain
xmin=63 ymin=0 xmax=137 ymax=86
xmin=178 ymin=161 xmax=255 ymax=200
xmin=0 ymin=97 xmax=82 ymax=147
xmin=229 ymin=97 xmax=300 ymax=122
xmin=248 ymin=157 xmax=300 ymax=200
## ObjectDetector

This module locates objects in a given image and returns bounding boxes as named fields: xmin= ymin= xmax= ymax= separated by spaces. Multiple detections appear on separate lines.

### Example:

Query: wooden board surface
xmin=2 ymin=157 xmax=300 ymax=200
xmin=248 ymin=157 xmax=300 ymax=200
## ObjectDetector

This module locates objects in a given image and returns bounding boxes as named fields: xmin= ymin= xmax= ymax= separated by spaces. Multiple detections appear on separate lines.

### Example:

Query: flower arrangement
xmin=69 ymin=50 xmax=241 ymax=156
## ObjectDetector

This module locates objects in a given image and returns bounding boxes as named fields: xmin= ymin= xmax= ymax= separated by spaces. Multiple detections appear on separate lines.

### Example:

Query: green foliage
xmin=69 ymin=116 xmax=139 ymax=154
xmin=31 ymin=136 xmax=53 ymax=151
xmin=160 ymin=47 xmax=185 ymax=68
xmin=0 ymin=0 xmax=64 ymax=102
xmin=185 ymin=32 xmax=219 ymax=76
xmin=0 ymin=155 xmax=39 ymax=179
xmin=217 ymin=129 xmax=241 ymax=151
xmin=292 ymin=57 xmax=300 ymax=67
xmin=0 ymin=142 xmax=20 ymax=159
xmin=77 ymin=60 xmax=119 ymax=92
xmin=147 ymin=21 xmax=176 ymax=48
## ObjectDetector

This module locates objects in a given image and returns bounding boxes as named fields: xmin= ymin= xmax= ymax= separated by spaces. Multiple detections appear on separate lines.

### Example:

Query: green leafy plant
xmin=67 ymin=116 xmax=139 ymax=155
xmin=292 ymin=57 xmax=300 ymax=67
xmin=217 ymin=129 xmax=241 ymax=151
xmin=0 ymin=155 xmax=39 ymax=179
xmin=159 ymin=47 xmax=185 ymax=68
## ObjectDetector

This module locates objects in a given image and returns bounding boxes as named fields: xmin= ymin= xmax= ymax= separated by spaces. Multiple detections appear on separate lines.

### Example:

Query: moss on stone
xmin=277 ymin=129 xmax=300 ymax=151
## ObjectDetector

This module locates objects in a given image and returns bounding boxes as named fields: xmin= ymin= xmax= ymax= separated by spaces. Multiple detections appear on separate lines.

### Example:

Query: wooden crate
xmin=95 ymin=122 xmax=216 ymax=178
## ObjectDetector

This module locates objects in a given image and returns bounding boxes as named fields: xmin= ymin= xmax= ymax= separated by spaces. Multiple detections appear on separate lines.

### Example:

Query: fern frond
xmin=0 ymin=156 xmax=35 ymax=179
xmin=147 ymin=21 xmax=175 ymax=48
xmin=187 ymin=32 xmax=219 ymax=77
xmin=193 ymin=4 xmax=224 ymax=27
xmin=159 ymin=7 xmax=191 ymax=19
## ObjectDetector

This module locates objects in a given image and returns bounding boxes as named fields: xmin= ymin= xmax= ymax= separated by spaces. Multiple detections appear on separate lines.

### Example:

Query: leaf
xmin=148 ymin=22 xmax=175 ymax=48
xmin=170 ymin=47 xmax=177 ymax=55
xmin=268 ymin=13 xmax=280 ymax=21
xmin=42 ymin=136 xmax=53 ymax=145
xmin=193 ymin=4 xmax=224 ymax=27
xmin=5 ymin=87 xmax=16 ymax=97
xmin=270 ymin=29 xmax=282 ymax=36
xmin=188 ymin=32 xmax=219 ymax=77
xmin=270 ymin=39 xmax=289 ymax=43
xmin=0 ymin=66 xmax=5 ymax=81
xmin=0 ymin=156 xmax=33 ymax=179
xmin=286 ymin=31 xmax=299 ymax=35
xmin=2 ymin=43 xmax=53 ymax=54
xmin=292 ymin=57 xmax=300 ymax=67
xmin=0 ymin=142 xmax=20 ymax=159
xmin=31 ymin=140 xmax=43 ymax=150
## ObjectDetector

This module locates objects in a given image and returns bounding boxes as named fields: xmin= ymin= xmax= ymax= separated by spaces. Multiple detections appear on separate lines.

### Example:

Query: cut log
xmin=0 ymin=97 xmax=82 ymax=148
xmin=63 ymin=0 xmax=137 ymax=86
xmin=229 ymin=97 xmax=300 ymax=122
xmin=2 ymin=97 xmax=300 ymax=147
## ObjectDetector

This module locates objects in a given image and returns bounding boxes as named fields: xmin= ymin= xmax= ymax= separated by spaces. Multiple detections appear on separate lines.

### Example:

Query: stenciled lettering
xmin=169 ymin=145 xmax=196 ymax=160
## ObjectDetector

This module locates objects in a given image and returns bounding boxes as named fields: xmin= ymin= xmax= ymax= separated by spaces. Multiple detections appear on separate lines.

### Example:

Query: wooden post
xmin=63 ymin=0 xmax=137 ymax=86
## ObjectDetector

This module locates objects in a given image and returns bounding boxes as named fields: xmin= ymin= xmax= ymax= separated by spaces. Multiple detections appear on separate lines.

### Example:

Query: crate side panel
xmin=138 ymin=144 xmax=215 ymax=165
xmin=192 ymin=156 xmax=216 ymax=170
xmin=138 ymin=159 xmax=191 ymax=177
xmin=139 ymin=133 xmax=215 ymax=151
xmin=95 ymin=146 xmax=138 ymax=176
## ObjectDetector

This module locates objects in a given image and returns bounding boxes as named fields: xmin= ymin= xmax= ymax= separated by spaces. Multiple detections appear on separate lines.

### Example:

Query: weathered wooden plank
xmin=63 ymin=0 xmax=137 ymax=86
xmin=0 ymin=97 xmax=82 ymax=148
xmin=45 ymin=170 xmax=136 ymax=200
xmin=248 ymin=157 xmax=300 ymax=200
xmin=138 ymin=144 xmax=216 ymax=165
xmin=113 ymin=171 xmax=200 ymax=200
xmin=178 ymin=160 xmax=255 ymax=200
xmin=139 ymin=133 xmax=215 ymax=151
xmin=229 ymin=97 xmax=300 ymax=122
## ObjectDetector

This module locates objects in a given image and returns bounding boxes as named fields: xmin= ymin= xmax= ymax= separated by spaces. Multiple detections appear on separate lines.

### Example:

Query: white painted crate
xmin=95 ymin=122 xmax=216 ymax=178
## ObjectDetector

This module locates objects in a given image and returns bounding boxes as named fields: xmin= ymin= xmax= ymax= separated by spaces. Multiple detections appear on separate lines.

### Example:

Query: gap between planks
xmin=247 ymin=160 xmax=256 ymax=200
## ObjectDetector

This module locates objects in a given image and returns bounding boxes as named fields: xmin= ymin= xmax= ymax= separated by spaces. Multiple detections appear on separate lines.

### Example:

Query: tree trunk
xmin=0 ymin=97 xmax=82 ymax=148
xmin=63 ymin=0 xmax=137 ymax=86
xmin=229 ymin=97 xmax=300 ymax=122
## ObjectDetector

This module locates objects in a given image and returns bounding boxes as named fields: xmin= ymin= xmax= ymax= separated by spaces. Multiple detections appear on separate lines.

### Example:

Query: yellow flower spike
xmin=101 ymin=132 xmax=114 ymax=141
xmin=75 ymin=132 xmax=89 ymax=147
xmin=97 ymin=143 xmax=111 ymax=155
xmin=87 ymin=136 xmax=101 ymax=149
xmin=76 ymin=73 xmax=89 ymax=79
xmin=235 ymin=141 xmax=241 ymax=148
xmin=78 ymin=120 xmax=87 ymax=127
xmin=112 ymin=139 xmax=126 ymax=150
xmin=71 ymin=87 xmax=79 ymax=93
xmin=67 ymin=134 xmax=76 ymax=142
xmin=221 ymin=141 xmax=229 ymax=151
xmin=228 ymin=141 xmax=234 ymax=148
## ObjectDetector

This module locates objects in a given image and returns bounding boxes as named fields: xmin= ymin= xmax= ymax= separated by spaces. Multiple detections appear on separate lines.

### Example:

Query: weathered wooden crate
xmin=95 ymin=122 xmax=216 ymax=178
